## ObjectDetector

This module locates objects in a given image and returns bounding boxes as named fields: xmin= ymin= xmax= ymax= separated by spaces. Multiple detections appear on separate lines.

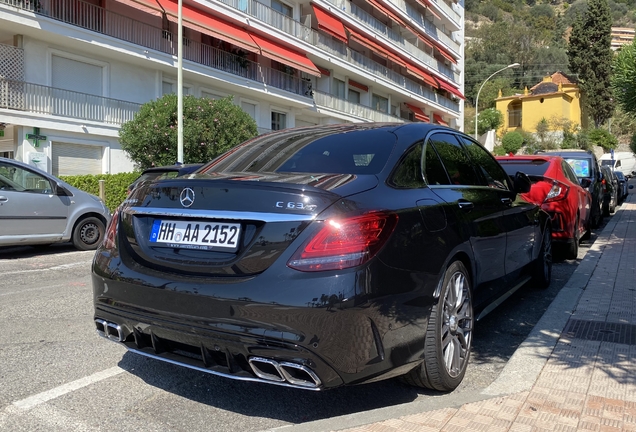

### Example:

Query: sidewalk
xmin=341 ymin=193 xmax=636 ymax=432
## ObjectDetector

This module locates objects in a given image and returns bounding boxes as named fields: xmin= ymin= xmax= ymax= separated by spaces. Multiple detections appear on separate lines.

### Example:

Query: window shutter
xmin=52 ymin=142 xmax=102 ymax=176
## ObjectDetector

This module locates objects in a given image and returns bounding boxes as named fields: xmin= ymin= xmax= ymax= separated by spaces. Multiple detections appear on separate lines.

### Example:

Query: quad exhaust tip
xmin=95 ymin=319 xmax=124 ymax=342
xmin=94 ymin=320 xmax=321 ymax=389
xmin=249 ymin=356 xmax=321 ymax=388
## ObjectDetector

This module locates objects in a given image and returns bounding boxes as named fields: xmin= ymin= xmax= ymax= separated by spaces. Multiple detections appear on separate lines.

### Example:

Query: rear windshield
xmin=200 ymin=127 xmax=396 ymax=175
xmin=564 ymin=158 xmax=591 ymax=178
xmin=498 ymin=159 xmax=550 ymax=177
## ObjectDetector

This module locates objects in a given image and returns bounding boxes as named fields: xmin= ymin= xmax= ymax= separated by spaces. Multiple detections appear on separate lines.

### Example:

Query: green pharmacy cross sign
xmin=26 ymin=127 xmax=47 ymax=147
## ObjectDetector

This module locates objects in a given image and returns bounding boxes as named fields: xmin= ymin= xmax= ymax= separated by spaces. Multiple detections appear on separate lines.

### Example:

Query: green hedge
xmin=60 ymin=172 xmax=139 ymax=212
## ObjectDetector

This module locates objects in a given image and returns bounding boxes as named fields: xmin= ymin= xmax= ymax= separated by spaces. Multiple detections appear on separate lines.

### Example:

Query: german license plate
xmin=150 ymin=220 xmax=241 ymax=250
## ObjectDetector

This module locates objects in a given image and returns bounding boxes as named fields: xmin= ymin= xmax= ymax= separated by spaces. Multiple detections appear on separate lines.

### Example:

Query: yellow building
xmin=495 ymin=72 xmax=585 ymax=135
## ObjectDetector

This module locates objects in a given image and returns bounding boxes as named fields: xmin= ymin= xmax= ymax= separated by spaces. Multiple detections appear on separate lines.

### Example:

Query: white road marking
xmin=12 ymin=367 xmax=125 ymax=410
xmin=0 ymin=260 xmax=92 ymax=276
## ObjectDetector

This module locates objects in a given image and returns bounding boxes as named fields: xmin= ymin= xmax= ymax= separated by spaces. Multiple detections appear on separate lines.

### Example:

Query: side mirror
xmin=513 ymin=172 xmax=531 ymax=193
xmin=579 ymin=178 xmax=592 ymax=189
xmin=55 ymin=183 xmax=72 ymax=197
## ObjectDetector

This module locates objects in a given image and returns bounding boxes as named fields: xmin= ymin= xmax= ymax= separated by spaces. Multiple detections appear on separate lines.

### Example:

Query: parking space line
xmin=12 ymin=367 xmax=125 ymax=410
xmin=0 ymin=260 xmax=92 ymax=276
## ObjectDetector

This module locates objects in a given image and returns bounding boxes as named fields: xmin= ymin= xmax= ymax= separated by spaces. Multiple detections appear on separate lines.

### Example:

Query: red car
xmin=496 ymin=155 xmax=592 ymax=259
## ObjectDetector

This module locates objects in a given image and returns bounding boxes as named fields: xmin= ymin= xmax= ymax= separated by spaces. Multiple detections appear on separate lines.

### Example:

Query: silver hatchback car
xmin=0 ymin=157 xmax=111 ymax=250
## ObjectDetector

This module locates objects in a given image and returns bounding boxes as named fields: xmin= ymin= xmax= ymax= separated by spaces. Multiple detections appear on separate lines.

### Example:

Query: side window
xmin=428 ymin=133 xmax=481 ymax=186
xmin=390 ymin=143 xmax=426 ymax=188
xmin=0 ymin=162 xmax=51 ymax=193
xmin=459 ymin=136 xmax=510 ymax=190
xmin=424 ymin=140 xmax=450 ymax=185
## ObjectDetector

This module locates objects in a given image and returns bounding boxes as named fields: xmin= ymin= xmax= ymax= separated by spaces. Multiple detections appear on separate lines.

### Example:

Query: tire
xmin=592 ymin=199 xmax=603 ymax=228
xmin=610 ymin=192 xmax=616 ymax=214
xmin=403 ymin=261 xmax=473 ymax=392
xmin=532 ymin=226 xmax=553 ymax=289
xmin=565 ymin=217 xmax=579 ymax=260
xmin=72 ymin=217 xmax=105 ymax=251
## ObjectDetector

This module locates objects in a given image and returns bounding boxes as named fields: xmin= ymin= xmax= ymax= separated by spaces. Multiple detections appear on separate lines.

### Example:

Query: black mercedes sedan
xmin=92 ymin=123 xmax=552 ymax=392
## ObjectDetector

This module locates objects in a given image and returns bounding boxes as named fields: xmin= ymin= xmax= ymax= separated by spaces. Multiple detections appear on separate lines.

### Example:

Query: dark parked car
xmin=496 ymin=155 xmax=591 ymax=259
xmin=615 ymin=171 xmax=628 ymax=204
xmin=539 ymin=150 xmax=604 ymax=228
xmin=600 ymin=165 xmax=618 ymax=216
xmin=127 ymin=163 xmax=204 ymax=195
xmin=93 ymin=123 xmax=552 ymax=392
xmin=0 ymin=157 xmax=110 ymax=250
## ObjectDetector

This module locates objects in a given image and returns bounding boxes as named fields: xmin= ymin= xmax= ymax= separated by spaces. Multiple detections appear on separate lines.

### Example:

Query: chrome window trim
xmin=126 ymin=207 xmax=316 ymax=222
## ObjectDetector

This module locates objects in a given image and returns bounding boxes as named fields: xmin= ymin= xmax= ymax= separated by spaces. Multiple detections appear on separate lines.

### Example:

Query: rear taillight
xmin=544 ymin=181 xmax=569 ymax=202
xmin=287 ymin=212 xmax=398 ymax=272
xmin=102 ymin=207 xmax=121 ymax=249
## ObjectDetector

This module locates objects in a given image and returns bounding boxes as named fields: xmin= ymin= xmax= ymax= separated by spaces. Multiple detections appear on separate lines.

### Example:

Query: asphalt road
xmin=0 ymin=185 xmax=630 ymax=431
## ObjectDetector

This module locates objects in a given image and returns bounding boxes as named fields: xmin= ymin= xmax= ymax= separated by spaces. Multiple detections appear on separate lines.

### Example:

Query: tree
xmin=477 ymin=108 xmax=504 ymax=135
xmin=119 ymin=94 xmax=257 ymax=170
xmin=612 ymin=42 xmax=636 ymax=115
xmin=567 ymin=0 xmax=615 ymax=128
xmin=502 ymin=131 xmax=524 ymax=154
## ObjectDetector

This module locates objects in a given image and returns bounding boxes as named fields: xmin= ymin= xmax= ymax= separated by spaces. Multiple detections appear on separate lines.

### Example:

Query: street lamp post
xmin=474 ymin=63 xmax=520 ymax=141
xmin=177 ymin=0 xmax=184 ymax=164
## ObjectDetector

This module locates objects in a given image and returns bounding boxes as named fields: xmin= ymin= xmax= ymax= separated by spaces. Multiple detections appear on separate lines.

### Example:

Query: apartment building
xmin=611 ymin=27 xmax=635 ymax=51
xmin=0 ymin=0 xmax=464 ymax=175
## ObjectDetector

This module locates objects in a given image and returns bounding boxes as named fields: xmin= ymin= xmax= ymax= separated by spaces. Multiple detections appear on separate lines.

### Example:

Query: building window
xmin=162 ymin=80 xmax=190 ymax=95
xmin=508 ymin=101 xmax=522 ymax=128
xmin=348 ymin=89 xmax=360 ymax=104
xmin=372 ymin=94 xmax=389 ymax=113
xmin=271 ymin=0 xmax=292 ymax=17
xmin=333 ymin=78 xmax=345 ymax=99
xmin=271 ymin=111 xmax=287 ymax=130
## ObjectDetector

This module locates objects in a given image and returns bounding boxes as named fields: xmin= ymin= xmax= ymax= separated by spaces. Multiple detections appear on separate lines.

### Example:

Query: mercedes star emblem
xmin=180 ymin=187 xmax=195 ymax=208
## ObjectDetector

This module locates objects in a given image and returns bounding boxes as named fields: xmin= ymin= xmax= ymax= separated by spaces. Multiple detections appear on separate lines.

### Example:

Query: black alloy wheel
xmin=403 ymin=261 xmax=473 ymax=392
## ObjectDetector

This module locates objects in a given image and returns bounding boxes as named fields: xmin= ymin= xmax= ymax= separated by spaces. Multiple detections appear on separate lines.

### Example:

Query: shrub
xmin=501 ymin=131 xmax=524 ymax=154
xmin=588 ymin=128 xmax=618 ymax=151
xmin=119 ymin=94 xmax=257 ymax=170
xmin=631 ymin=133 xmax=636 ymax=155
xmin=61 ymin=172 xmax=139 ymax=211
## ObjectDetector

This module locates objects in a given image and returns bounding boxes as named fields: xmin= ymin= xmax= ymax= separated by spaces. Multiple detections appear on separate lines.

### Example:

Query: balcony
xmin=0 ymin=0 xmax=458 ymax=113
xmin=385 ymin=0 xmax=460 ymax=55
xmin=313 ymin=90 xmax=406 ymax=123
xmin=339 ymin=1 xmax=459 ymax=83
xmin=426 ymin=0 xmax=461 ymax=29
xmin=0 ymin=78 xmax=141 ymax=124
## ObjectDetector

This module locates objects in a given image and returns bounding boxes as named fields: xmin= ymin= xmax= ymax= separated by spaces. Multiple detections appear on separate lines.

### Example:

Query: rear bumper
xmin=92 ymin=255 xmax=437 ymax=390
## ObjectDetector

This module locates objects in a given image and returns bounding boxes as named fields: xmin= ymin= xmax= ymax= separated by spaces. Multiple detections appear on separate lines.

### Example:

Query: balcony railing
xmin=345 ymin=2 xmax=458 ymax=83
xmin=385 ymin=0 xmax=460 ymax=54
xmin=427 ymin=0 xmax=461 ymax=28
xmin=314 ymin=91 xmax=405 ymax=123
xmin=0 ymin=0 xmax=458 ymax=113
xmin=0 ymin=78 xmax=141 ymax=124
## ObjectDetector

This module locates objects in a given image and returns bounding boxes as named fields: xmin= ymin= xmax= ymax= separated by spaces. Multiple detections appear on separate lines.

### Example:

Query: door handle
xmin=0 ymin=196 xmax=7 ymax=203
xmin=457 ymin=200 xmax=474 ymax=210
xmin=501 ymin=197 xmax=512 ymax=206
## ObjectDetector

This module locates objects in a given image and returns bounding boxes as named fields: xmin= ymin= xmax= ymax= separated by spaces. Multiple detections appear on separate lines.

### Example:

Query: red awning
xmin=437 ymin=79 xmax=465 ymax=100
xmin=317 ymin=66 xmax=331 ymax=76
xmin=406 ymin=103 xmax=429 ymax=122
xmin=367 ymin=0 xmax=410 ymax=29
xmin=433 ymin=113 xmax=448 ymax=126
xmin=413 ymin=0 xmax=441 ymax=20
xmin=312 ymin=4 xmax=348 ymax=43
xmin=249 ymin=33 xmax=321 ymax=77
xmin=405 ymin=64 xmax=438 ymax=88
xmin=155 ymin=0 xmax=260 ymax=54
xmin=348 ymin=79 xmax=368 ymax=92
xmin=115 ymin=0 xmax=162 ymax=16
xmin=437 ymin=47 xmax=457 ymax=65
xmin=346 ymin=26 xmax=392 ymax=59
